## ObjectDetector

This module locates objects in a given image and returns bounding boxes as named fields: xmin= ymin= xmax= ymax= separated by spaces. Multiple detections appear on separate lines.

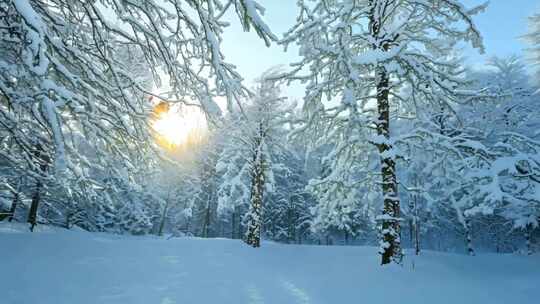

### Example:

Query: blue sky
xmin=221 ymin=0 xmax=540 ymax=98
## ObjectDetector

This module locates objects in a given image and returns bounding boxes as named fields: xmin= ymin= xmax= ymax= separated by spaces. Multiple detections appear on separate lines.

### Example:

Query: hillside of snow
xmin=1 ymin=222 xmax=538 ymax=304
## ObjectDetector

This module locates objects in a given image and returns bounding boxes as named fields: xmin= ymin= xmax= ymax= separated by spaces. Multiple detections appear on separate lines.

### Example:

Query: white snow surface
xmin=1 ymin=222 xmax=538 ymax=304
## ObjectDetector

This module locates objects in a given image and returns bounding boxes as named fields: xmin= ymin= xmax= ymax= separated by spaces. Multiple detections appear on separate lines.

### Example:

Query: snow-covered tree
xmin=215 ymin=68 xmax=292 ymax=247
xmin=459 ymin=56 xmax=540 ymax=255
xmin=302 ymin=118 xmax=376 ymax=244
xmin=263 ymin=145 xmax=314 ymax=244
xmin=0 ymin=0 xmax=276 ymax=231
xmin=192 ymin=143 xmax=220 ymax=238
xmin=282 ymin=0 xmax=485 ymax=264
xmin=525 ymin=12 xmax=540 ymax=85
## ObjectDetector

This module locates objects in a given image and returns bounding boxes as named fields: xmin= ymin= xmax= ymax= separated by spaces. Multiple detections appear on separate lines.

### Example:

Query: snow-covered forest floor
xmin=1 ymin=222 xmax=538 ymax=304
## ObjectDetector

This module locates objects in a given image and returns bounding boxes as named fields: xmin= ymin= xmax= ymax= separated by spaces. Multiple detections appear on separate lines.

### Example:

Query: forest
xmin=1 ymin=0 xmax=540 ymax=281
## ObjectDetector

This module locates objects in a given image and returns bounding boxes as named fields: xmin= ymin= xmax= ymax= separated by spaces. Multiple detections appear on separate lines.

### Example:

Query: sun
xmin=152 ymin=103 xmax=207 ymax=149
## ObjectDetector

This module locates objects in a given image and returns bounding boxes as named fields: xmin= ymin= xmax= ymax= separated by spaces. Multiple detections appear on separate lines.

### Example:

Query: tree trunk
xmin=414 ymin=217 xmax=420 ymax=256
xmin=231 ymin=209 xmax=236 ymax=239
xmin=288 ymin=203 xmax=296 ymax=244
xmin=245 ymin=121 xmax=266 ymax=248
xmin=369 ymin=0 xmax=402 ymax=265
xmin=158 ymin=198 xmax=170 ymax=237
xmin=28 ymin=143 xmax=49 ymax=232
xmin=201 ymin=202 xmax=211 ymax=238
xmin=409 ymin=217 xmax=414 ymax=248
xmin=376 ymin=67 xmax=402 ymax=265
xmin=412 ymin=194 xmax=420 ymax=255
xmin=465 ymin=218 xmax=475 ymax=256
xmin=28 ymin=180 xmax=42 ymax=232
xmin=8 ymin=191 xmax=19 ymax=222
xmin=525 ymin=223 xmax=533 ymax=256
xmin=65 ymin=211 xmax=71 ymax=229
xmin=185 ymin=216 xmax=191 ymax=235
xmin=245 ymin=151 xmax=264 ymax=248
xmin=197 ymin=151 xmax=218 ymax=238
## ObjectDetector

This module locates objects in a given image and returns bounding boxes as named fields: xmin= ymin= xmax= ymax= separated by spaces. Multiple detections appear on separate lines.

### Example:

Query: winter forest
xmin=1 ymin=0 xmax=540 ymax=303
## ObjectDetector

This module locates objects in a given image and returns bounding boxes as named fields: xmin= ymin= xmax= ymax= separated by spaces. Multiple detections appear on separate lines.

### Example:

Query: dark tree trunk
xmin=465 ymin=218 xmax=475 ymax=256
xmin=231 ymin=209 xmax=236 ymax=239
xmin=376 ymin=67 xmax=402 ymax=265
xmin=28 ymin=180 xmax=42 ymax=232
xmin=409 ymin=217 xmax=414 ymax=248
xmin=287 ymin=202 xmax=296 ymax=244
xmin=411 ymin=194 xmax=420 ymax=255
xmin=8 ymin=191 xmax=19 ymax=222
xmin=525 ymin=223 xmax=533 ymax=256
xmin=27 ymin=143 xmax=49 ymax=232
xmin=185 ymin=216 xmax=191 ymax=235
xmin=415 ymin=218 xmax=420 ymax=256
xmin=66 ymin=212 xmax=70 ymax=229
xmin=369 ymin=0 xmax=402 ymax=265
xmin=201 ymin=203 xmax=211 ymax=238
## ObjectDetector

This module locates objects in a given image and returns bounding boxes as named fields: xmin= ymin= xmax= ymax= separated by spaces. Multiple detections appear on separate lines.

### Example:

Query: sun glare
xmin=152 ymin=103 xmax=207 ymax=149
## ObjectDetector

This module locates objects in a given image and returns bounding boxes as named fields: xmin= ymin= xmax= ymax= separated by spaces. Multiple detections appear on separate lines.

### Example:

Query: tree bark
xmin=245 ymin=148 xmax=264 ymax=247
xmin=465 ymin=218 xmax=475 ymax=256
xmin=7 ymin=191 xmax=19 ymax=222
xmin=198 ymin=155 xmax=217 ymax=238
xmin=27 ymin=143 xmax=49 ymax=232
xmin=414 ymin=217 xmax=420 ymax=256
xmin=28 ymin=180 xmax=42 ymax=232
xmin=412 ymin=194 xmax=420 ymax=255
xmin=287 ymin=201 xmax=296 ymax=244
xmin=231 ymin=208 xmax=236 ymax=239
xmin=376 ymin=67 xmax=402 ymax=265
xmin=245 ymin=121 xmax=266 ymax=248
xmin=158 ymin=198 xmax=170 ymax=237
xmin=65 ymin=210 xmax=76 ymax=229
xmin=201 ymin=202 xmax=210 ymax=238
xmin=368 ymin=0 xmax=402 ymax=265
xmin=525 ymin=223 xmax=533 ymax=256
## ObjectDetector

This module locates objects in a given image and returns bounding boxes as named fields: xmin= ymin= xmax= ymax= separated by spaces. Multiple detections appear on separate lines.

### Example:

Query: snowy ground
xmin=1 ymin=223 xmax=538 ymax=304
